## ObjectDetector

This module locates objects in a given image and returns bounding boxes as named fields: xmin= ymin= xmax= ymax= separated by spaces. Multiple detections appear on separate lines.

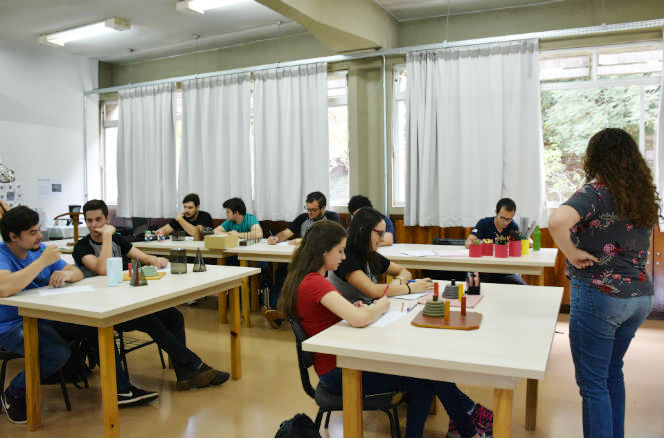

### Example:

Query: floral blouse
xmin=562 ymin=182 xmax=653 ymax=298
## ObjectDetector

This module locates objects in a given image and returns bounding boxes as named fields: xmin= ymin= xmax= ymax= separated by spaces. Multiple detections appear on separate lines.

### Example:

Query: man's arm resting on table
xmin=127 ymin=247 xmax=169 ymax=268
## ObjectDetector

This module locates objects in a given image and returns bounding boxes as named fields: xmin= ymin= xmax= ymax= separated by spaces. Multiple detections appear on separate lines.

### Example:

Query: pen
xmin=382 ymin=284 xmax=390 ymax=297
xmin=401 ymin=303 xmax=404 ymax=312
xmin=406 ymin=303 xmax=417 ymax=313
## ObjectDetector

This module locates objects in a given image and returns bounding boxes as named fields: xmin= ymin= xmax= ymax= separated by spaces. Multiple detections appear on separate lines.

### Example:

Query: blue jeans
xmin=319 ymin=368 xmax=476 ymax=437
xmin=569 ymin=279 xmax=653 ymax=438
xmin=0 ymin=320 xmax=70 ymax=399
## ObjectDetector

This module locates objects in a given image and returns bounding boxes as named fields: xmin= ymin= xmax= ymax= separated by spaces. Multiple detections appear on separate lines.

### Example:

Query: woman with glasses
xmin=328 ymin=208 xmax=431 ymax=305
xmin=549 ymin=128 xmax=657 ymax=437
xmin=279 ymin=220 xmax=492 ymax=437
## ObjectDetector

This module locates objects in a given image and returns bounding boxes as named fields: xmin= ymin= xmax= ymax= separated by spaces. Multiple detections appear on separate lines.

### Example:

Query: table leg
xmin=342 ymin=368 xmax=363 ymax=437
xmin=229 ymin=286 xmax=242 ymax=380
xmin=250 ymin=262 xmax=259 ymax=312
xmin=493 ymin=388 xmax=513 ymax=438
xmin=98 ymin=326 xmax=119 ymax=437
xmin=218 ymin=291 xmax=228 ymax=324
xmin=536 ymin=271 xmax=544 ymax=286
xmin=525 ymin=379 xmax=538 ymax=430
xmin=239 ymin=261 xmax=251 ymax=328
xmin=23 ymin=317 xmax=41 ymax=431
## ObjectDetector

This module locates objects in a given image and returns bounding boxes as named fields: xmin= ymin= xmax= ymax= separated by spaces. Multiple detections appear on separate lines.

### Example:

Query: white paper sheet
xmin=402 ymin=250 xmax=436 ymax=257
xmin=369 ymin=310 xmax=408 ymax=328
xmin=391 ymin=292 xmax=430 ymax=300
xmin=37 ymin=285 xmax=95 ymax=297
xmin=276 ymin=241 xmax=292 ymax=247
xmin=435 ymin=250 xmax=469 ymax=257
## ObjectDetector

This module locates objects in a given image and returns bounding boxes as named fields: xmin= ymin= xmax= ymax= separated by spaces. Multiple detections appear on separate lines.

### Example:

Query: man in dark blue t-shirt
xmin=465 ymin=198 xmax=526 ymax=285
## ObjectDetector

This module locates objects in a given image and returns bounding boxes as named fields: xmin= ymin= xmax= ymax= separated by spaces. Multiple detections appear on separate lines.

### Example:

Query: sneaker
xmin=1 ymin=390 xmax=27 ymax=424
xmin=471 ymin=404 xmax=493 ymax=437
xmin=446 ymin=420 xmax=460 ymax=437
xmin=117 ymin=385 xmax=159 ymax=407
xmin=209 ymin=370 xmax=230 ymax=386
xmin=176 ymin=364 xmax=218 ymax=390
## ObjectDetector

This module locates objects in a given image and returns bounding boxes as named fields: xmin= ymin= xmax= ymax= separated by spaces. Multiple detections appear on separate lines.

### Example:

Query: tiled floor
xmin=2 ymin=297 xmax=663 ymax=437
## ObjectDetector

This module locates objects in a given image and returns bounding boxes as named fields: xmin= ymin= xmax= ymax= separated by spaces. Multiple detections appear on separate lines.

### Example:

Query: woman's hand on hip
xmin=568 ymin=248 xmax=599 ymax=269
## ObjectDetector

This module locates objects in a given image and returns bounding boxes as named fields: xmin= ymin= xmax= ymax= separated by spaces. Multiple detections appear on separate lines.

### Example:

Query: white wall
xmin=0 ymin=38 xmax=97 ymax=226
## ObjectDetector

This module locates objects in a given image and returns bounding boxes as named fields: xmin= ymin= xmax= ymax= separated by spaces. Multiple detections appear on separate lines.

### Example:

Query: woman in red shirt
xmin=279 ymin=220 xmax=491 ymax=437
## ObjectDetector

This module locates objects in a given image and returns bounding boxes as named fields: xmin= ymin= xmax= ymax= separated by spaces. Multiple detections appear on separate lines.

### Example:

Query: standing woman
xmin=549 ymin=128 xmax=658 ymax=437
xmin=328 ymin=207 xmax=433 ymax=305
xmin=279 ymin=220 xmax=492 ymax=437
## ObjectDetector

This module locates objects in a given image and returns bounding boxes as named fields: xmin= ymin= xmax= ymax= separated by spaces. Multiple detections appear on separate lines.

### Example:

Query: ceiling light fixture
xmin=39 ymin=18 xmax=130 ymax=47
xmin=176 ymin=0 xmax=247 ymax=15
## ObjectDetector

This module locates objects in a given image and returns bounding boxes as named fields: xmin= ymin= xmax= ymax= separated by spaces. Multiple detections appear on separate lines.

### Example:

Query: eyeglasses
xmin=498 ymin=216 xmax=514 ymax=222
xmin=305 ymin=205 xmax=321 ymax=214
xmin=372 ymin=228 xmax=386 ymax=238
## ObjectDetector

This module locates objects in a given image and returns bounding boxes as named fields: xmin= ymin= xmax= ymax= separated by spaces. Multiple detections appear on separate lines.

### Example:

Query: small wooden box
xmin=204 ymin=234 xmax=239 ymax=249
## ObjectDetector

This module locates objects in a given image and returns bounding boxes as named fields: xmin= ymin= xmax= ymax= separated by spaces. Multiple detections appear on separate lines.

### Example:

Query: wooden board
xmin=411 ymin=310 xmax=482 ymax=330
xmin=122 ymin=271 xmax=167 ymax=281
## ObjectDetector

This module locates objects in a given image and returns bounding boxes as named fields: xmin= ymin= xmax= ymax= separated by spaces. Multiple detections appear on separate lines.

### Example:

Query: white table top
xmin=379 ymin=244 xmax=558 ymax=274
xmin=302 ymin=282 xmax=563 ymax=384
xmin=224 ymin=240 xmax=297 ymax=262
xmin=0 ymin=264 xmax=259 ymax=327
xmin=133 ymin=237 xmax=225 ymax=258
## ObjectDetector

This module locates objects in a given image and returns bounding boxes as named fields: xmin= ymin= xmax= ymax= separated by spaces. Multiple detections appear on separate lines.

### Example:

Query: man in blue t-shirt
xmin=465 ymin=198 xmax=527 ymax=285
xmin=347 ymin=194 xmax=395 ymax=246
xmin=214 ymin=197 xmax=263 ymax=240
xmin=0 ymin=206 xmax=84 ymax=424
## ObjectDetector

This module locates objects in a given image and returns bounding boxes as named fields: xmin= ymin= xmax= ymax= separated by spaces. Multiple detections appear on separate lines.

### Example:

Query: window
xmin=392 ymin=65 xmax=407 ymax=207
xmin=101 ymin=101 xmax=118 ymax=204
xmin=327 ymin=71 xmax=350 ymax=206
xmin=540 ymin=42 xmax=662 ymax=207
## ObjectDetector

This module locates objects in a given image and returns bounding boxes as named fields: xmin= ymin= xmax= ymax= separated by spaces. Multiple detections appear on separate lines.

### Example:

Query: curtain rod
xmin=85 ymin=18 xmax=664 ymax=96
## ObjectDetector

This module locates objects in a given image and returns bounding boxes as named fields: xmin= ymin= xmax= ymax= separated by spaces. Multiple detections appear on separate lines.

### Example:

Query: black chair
xmin=424 ymin=238 xmax=469 ymax=281
xmin=115 ymin=330 xmax=166 ymax=373
xmin=0 ymin=348 xmax=72 ymax=412
xmin=288 ymin=318 xmax=404 ymax=437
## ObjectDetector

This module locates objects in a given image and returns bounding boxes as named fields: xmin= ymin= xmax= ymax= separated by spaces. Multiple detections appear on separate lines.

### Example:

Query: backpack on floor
xmin=275 ymin=413 xmax=321 ymax=438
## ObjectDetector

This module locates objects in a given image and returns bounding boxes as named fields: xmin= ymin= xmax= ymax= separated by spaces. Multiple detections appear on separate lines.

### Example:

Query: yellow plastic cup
xmin=521 ymin=239 xmax=529 ymax=255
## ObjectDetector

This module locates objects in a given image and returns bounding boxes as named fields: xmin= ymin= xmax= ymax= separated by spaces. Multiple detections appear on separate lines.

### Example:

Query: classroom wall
xmin=101 ymin=0 xmax=664 ymax=217
xmin=0 ymin=38 xmax=98 ymax=225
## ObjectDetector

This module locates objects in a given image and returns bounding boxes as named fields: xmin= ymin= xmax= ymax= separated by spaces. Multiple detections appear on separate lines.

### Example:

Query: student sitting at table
xmin=278 ymin=220 xmax=493 ymax=437
xmin=347 ymin=195 xmax=395 ymax=246
xmin=213 ymin=197 xmax=263 ymax=240
xmin=156 ymin=193 xmax=213 ymax=237
xmin=74 ymin=200 xmax=230 ymax=391
xmin=328 ymin=207 xmax=431 ymax=305
xmin=0 ymin=206 xmax=157 ymax=424
xmin=464 ymin=197 xmax=527 ymax=285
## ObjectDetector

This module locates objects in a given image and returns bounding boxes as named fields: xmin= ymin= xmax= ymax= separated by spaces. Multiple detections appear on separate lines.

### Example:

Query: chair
xmin=0 ymin=348 xmax=72 ymax=412
xmin=115 ymin=330 xmax=166 ymax=373
xmin=288 ymin=318 xmax=404 ymax=437
xmin=425 ymin=238 xmax=469 ymax=282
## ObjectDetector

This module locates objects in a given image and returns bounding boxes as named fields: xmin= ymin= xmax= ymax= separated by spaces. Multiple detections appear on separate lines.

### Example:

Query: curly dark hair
xmin=584 ymin=128 xmax=660 ymax=228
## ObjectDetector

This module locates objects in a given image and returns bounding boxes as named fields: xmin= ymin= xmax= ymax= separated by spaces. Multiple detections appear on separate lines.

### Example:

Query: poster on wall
xmin=0 ymin=182 xmax=23 ymax=208
xmin=37 ymin=178 xmax=63 ymax=198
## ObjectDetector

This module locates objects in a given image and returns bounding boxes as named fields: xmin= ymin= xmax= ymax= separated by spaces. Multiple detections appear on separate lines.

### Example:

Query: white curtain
xmin=405 ymin=39 xmax=548 ymax=227
xmin=117 ymin=83 xmax=177 ymax=217
xmin=179 ymin=73 xmax=252 ymax=218
xmin=253 ymin=62 xmax=329 ymax=220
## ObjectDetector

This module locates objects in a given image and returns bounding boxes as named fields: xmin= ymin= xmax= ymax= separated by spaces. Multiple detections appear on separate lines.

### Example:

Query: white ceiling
xmin=374 ymin=0 xmax=564 ymax=21
xmin=0 ymin=0 xmax=563 ymax=64
xmin=0 ymin=0 xmax=304 ymax=63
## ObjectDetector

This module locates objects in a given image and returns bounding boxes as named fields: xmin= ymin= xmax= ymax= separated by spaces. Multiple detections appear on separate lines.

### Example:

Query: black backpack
xmin=42 ymin=337 xmax=99 ymax=389
xmin=275 ymin=413 xmax=321 ymax=438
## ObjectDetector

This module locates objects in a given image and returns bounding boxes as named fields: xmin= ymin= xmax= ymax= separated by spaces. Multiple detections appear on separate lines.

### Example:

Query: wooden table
xmin=378 ymin=244 xmax=558 ymax=285
xmin=302 ymin=282 xmax=563 ymax=437
xmin=0 ymin=264 xmax=259 ymax=436
xmin=134 ymin=239 xmax=259 ymax=327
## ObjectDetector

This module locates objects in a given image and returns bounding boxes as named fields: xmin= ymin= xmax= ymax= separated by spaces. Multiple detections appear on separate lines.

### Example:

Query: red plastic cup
xmin=482 ymin=242 xmax=493 ymax=256
xmin=509 ymin=240 xmax=522 ymax=257
xmin=469 ymin=243 xmax=482 ymax=258
xmin=494 ymin=244 xmax=508 ymax=258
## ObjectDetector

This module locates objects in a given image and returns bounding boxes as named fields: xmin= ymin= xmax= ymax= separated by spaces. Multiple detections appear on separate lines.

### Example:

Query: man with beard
xmin=156 ymin=193 xmax=213 ymax=237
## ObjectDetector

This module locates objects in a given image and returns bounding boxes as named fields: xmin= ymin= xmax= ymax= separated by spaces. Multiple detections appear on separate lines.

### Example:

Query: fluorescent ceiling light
xmin=176 ymin=0 xmax=248 ymax=15
xmin=39 ymin=18 xmax=130 ymax=47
